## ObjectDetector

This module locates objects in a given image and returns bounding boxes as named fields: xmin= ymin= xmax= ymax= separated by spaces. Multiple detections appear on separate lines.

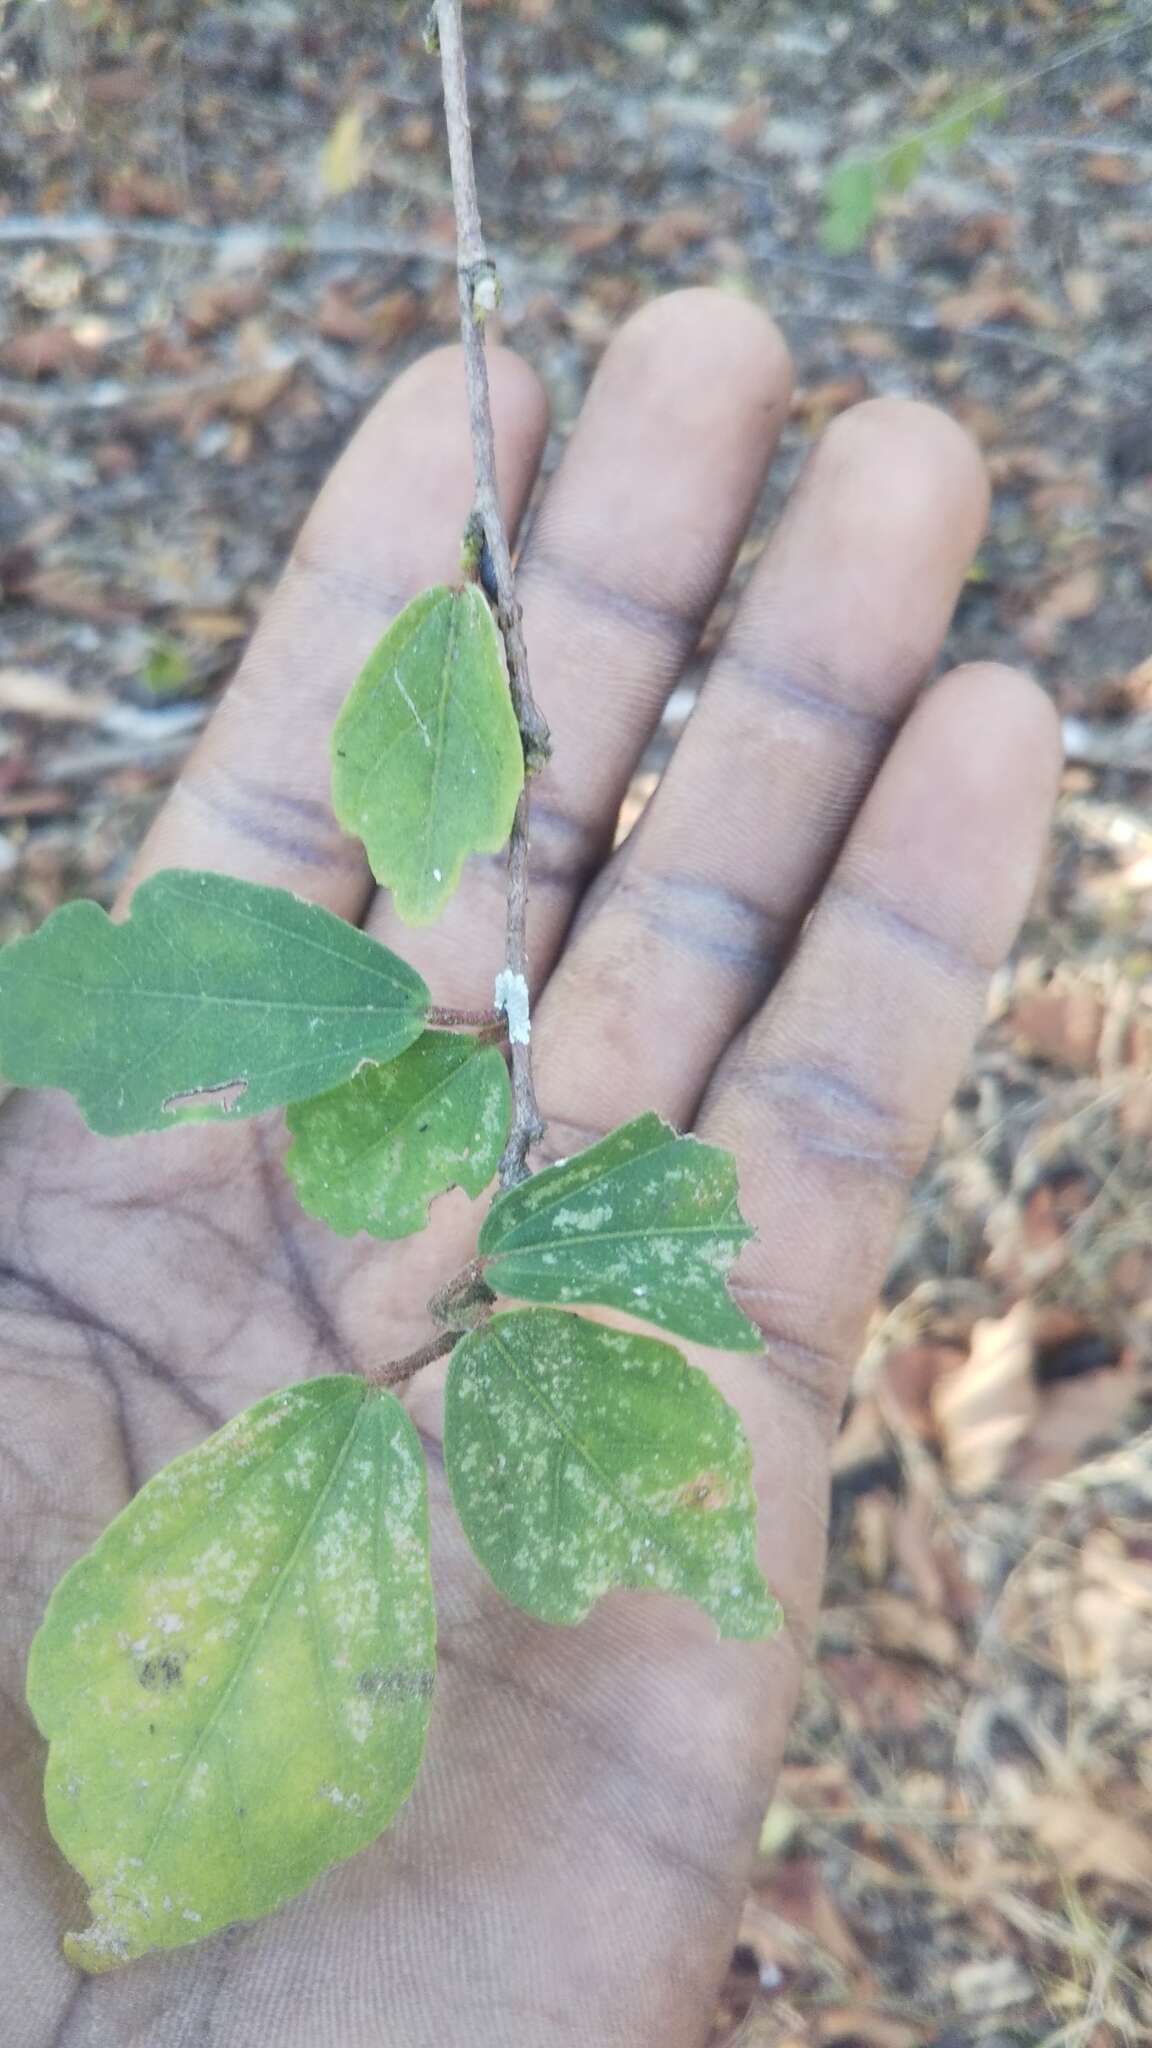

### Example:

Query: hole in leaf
xmin=163 ymin=1078 xmax=249 ymax=1117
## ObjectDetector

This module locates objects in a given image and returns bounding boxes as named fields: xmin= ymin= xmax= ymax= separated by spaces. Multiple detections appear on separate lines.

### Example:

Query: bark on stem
xmin=435 ymin=0 xmax=547 ymax=1189
xmin=367 ymin=1329 xmax=459 ymax=1391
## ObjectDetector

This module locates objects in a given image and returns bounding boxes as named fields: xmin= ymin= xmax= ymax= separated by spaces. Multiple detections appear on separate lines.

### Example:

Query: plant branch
xmin=366 ymin=1328 xmax=459 ymax=1390
xmin=435 ymin=0 xmax=548 ymax=1189
xmin=428 ymin=1256 xmax=496 ymax=1332
xmin=426 ymin=1003 xmax=504 ymax=1032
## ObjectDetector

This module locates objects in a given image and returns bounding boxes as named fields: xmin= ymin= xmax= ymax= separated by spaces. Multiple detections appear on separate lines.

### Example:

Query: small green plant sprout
xmin=822 ymin=14 xmax=1152 ymax=256
xmin=822 ymin=82 xmax=1009 ymax=254
xmin=0 ymin=0 xmax=780 ymax=1976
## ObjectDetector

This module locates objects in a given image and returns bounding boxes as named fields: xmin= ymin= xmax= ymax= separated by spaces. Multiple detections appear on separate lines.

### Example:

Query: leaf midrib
xmin=489 ymin=1216 xmax=748 ymax=1258
xmin=134 ymin=1393 xmax=371 ymax=1875
xmin=6 ymin=973 xmax=419 ymax=1015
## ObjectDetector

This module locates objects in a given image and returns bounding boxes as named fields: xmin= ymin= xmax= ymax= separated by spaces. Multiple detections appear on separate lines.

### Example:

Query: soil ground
xmin=2 ymin=3 xmax=1151 ymax=2041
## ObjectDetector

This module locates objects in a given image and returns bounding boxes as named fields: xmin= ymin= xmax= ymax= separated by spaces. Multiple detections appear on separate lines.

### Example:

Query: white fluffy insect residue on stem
xmin=493 ymin=969 xmax=531 ymax=1048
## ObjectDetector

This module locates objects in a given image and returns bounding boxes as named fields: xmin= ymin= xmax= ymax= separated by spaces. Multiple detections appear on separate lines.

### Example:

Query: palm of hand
xmin=0 ymin=293 xmax=1058 ymax=2048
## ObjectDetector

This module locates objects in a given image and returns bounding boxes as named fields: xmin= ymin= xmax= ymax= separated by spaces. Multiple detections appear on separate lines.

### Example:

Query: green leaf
xmin=330 ymin=584 xmax=524 ymax=926
xmin=935 ymin=87 xmax=1006 ymax=153
xmin=141 ymin=636 xmax=195 ymax=697
xmin=285 ymin=1030 xmax=511 ymax=1239
xmin=0 ymin=869 xmax=429 ymax=1134
xmin=883 ymin=132 xmax=927 ymax=196
xmin=822 ymin=81 xmax=1010 ymax=253
xmin=479 ymin=1111 xmax=761 ymax=1352
xmin=444 ymin=1308 xmax=780 ymax=1640
xmin=27 ymin=1376 xmax=435 ymax=1972
xmin=821 ymin=158 xmax=878 ymax=253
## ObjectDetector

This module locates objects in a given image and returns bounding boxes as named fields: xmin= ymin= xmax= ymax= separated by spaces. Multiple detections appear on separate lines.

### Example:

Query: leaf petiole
xmin=368 ymin=1328 xmax=462 ymax=1391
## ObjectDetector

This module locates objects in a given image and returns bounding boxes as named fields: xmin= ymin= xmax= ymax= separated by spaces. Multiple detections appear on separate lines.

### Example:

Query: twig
xmin=425 ymin=1003 xmax=504 ymax=1032
xmin=0 ymin=214 xmax=453 ymax=264
xmin=435 ymin=0 xmax=548 ymax=1189
xmin=428 ymin=1256 xmax=497 ymax=1332
xmin=366 ymin=1328 xmax=459 ymax=1390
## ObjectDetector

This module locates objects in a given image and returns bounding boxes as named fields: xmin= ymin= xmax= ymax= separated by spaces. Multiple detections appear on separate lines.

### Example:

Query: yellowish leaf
xmin=322 ymin=101 xmax=370 ymax=199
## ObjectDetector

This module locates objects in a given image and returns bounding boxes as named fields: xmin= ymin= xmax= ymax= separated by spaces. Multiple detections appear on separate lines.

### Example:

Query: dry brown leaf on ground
xmin=889 ymin=1486 xmax=978 ymax=1622
xmin=726 ymin=2015 xmax=923 ymax=2048
xmin=183 ymin=277 xmax=266 ymax=337
xmin=861 ymin=1592 xmax=964 ymax=1672
xmin=831 ymin=1391 xmax=891 ymax=1476
xmin=742 ymin=1856 xmax=871 ymax=1979
xmin=936 ymin=280 xmax=1063 ymax=330
xmin=1009 ymin=1352 xmax=1141 ymax=1487
xmin=933 ymin=1304 xmax=1039 ymax=1495
xmin=1019 ymin=564 xmax=1103 ymax=658
xmin=811 ymin=2011 xmax=921 ymax=2048
xmin=0 ymin=670 xmax=113 ymax=721
xmin=635 ymin=207 xmax=713 ymax=257
xmin=1016 ymin=1792 xmax=1152 ymax=1885
xmin=819 ymin=1650 xmax=941 ymax=1735
xmin=0 ymin=326 xmax=107 ymax=379
xmin=1002 ymin=961 xmax=1152 ymax=1078
xmin=1069 ymin=1519 xmax=1152 ymax=1682
xmin=949 ymin=1952 xmax=1037 ymax=2018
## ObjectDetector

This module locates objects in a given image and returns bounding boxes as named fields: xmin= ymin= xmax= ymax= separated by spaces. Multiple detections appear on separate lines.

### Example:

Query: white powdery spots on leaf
xmin=34 ymin=1377 xmax=438 ymax=1965
xmin=445 ymin=1311 xmax=778 ymax=1640
xmin=549 ymin=1204 xmax=612 ymax=1234
xmin=479 ymin=1110 xmax=758 ymax=1348
xmin=285 ymin=1037 xmax=509 ymax=1241
xmin=343 ymin=1692 xmax=373 ymax=1745
xmin=186 ymin=1760 xmax=212 ymax=1805
xmin=319 ymin=1783 xmax=366 ymax=1814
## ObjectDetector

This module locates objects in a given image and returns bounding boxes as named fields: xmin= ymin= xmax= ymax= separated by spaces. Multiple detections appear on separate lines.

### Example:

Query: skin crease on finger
xmin=0 ymin=292 xmax=1062 ymax=2048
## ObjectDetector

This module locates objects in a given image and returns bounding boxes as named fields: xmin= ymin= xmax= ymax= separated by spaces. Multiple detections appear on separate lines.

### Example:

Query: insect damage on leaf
xmin=162 ymin=1078 xmax=249 ymax=1117
xmin=444 ymin=1308 xmax=780 ymax=1640
xmin=285 ymin=1030 xmax=511 ymax=1239
xmin=479 ymin=1111 xmax=763 ymax=1351
xmin=330 ymin=584 xmax=524 ymax=925
xmin=0 ymin=869 xmax=429 ymax=1135
xmin=26 ymin=1376 xmax=436 ymax=1970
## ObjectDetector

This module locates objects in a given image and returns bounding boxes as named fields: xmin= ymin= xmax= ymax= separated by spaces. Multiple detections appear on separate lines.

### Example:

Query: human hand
xmin=0 ymin=291 xmax=1060 ymax=2047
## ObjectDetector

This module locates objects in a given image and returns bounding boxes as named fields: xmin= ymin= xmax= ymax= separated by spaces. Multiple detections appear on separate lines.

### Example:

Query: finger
xmin=704 ymin=662 xmax=1062 ymax=1430
xmin=535 ymin=400 xmax=990 ymax=1134
xmin=124 ymin=345 xmax=550 ymax=916
xmin=365 ymin=289 xmax=793 ymax=998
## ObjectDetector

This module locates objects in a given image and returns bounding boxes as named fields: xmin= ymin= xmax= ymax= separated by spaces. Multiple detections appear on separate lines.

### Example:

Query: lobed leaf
xmin=445 ymin=1308 xmax=780 ymax=1640
xmin=27 ymin=1377 xmax=436 ymax=1971
xmin=479 ymin=1111 xmax=762 ymax=1352
xmin=285 ymin=1030 xmax=511 ymax=1239
xmin=0 ymin=869 xmax=429 ymax=1135
xmin=330 ymin=584 xmax=524 ymax=925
